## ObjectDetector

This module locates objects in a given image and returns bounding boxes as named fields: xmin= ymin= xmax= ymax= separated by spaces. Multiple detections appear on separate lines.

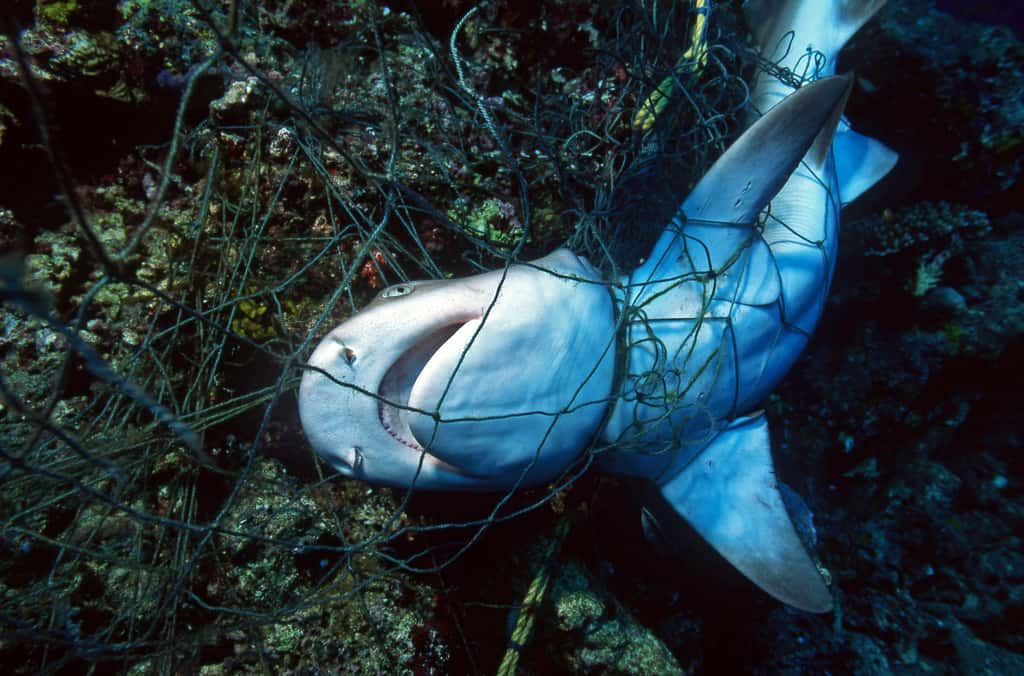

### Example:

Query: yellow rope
xmin=496 ymin=511 xmax=574 ymax=676
xmin=633 ymin=0 xmax=711 ymax=133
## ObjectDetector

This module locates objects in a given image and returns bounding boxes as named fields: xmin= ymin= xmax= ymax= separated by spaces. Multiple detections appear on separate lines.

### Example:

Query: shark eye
xmin=380 ymin=283 xmax=413 ymax=299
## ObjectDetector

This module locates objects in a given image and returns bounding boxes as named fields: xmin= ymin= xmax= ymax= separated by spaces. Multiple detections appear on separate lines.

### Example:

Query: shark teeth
xmin=378 ymin=399 xmax=421 ymax=450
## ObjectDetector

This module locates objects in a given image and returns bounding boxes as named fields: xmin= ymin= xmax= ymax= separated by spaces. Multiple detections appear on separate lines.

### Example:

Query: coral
xmin=854 ymin=201 xmax=992 ymax=301
xmin=555 ymin=588 xmax=605 ymax=631
xmin=542 ymin=560 xmax=683 ymax=674
xmin=859 ymin=201 xmax=990 ymax=258
xmin=0 ymin=0 xmax=220 ymax=108
xmin=230 ymin=292 xmax=272 ymax=340
xmin=451 ymin=197 xmax=526 ymax=249
xmin=0 ymin=309 xmax=89 ymax=437
xmin=24 ymin=230 xmax=82 ymax=297
xmin=208 ymin=77 xmax=264 ymax=125
xmin=910 ymin=251 xmax=949 ymax=297
xmin=24 ymin=183 xmax=187 ymax=320
xmin=851 ymin=0 xmax=1024 ymax=204
xmin=35 ymin=0 xmax=81 ymax=27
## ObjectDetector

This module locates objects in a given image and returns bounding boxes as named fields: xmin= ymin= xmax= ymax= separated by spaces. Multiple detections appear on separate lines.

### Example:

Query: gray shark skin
xmin=299 ymin=248 xmax=615 ymax=491
xmin=299 ymin=0 xmax=897 ymax=614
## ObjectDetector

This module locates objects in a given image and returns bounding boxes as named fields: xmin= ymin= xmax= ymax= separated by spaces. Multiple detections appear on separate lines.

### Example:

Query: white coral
xmin=910 ymin=250 xmax=950 ymax=297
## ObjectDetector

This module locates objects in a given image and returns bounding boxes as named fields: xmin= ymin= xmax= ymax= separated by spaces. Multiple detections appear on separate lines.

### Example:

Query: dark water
xmin=936 ymin=0 xmax=1024 ymax=37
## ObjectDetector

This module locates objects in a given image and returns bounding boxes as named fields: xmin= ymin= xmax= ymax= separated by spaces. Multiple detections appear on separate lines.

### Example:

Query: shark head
xmin=299 ymin=248 xmax=617 ymax=490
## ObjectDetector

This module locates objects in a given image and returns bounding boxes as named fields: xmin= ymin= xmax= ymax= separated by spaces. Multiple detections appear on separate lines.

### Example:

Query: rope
xmin=496 ymin=509 xmax=574 ymax=676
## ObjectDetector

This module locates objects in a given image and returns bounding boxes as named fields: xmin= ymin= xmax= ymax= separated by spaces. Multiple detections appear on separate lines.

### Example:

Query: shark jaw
xmin=377 ymin=322 xmax=464 ymax=453
xmin=298 ymin=248 xmax=617 ymax=491
xmin=299 ymin=280 xmax=487 ymax=490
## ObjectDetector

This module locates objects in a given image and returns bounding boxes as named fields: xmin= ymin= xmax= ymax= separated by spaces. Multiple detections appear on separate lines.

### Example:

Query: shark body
xmin=299 ymin=0 xmax=896 ymax=613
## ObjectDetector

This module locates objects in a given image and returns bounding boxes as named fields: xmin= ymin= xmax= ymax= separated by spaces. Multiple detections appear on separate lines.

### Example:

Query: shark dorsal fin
xmin=808 ymin=73 xmax=852 ymax=168
xmin=682 ymin=74 xmax=853 ymax=225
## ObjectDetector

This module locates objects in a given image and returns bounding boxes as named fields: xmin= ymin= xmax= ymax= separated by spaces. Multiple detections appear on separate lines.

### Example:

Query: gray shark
xmin=299 ymin=0 xmax=897 ymax=613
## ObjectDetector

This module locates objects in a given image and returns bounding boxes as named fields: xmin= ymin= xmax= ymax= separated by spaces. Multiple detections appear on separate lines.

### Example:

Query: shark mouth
xmin=377 ymin=319 xmax=480 ymax=454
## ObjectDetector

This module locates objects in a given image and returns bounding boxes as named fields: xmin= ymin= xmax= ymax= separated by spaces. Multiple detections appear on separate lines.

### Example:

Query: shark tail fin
xmin=834 ymin=118 xmax=899 ymax=204
xmin=741 ymin=0 xmax=781 ymax=48
xmin=744 ymin=0 xmax=888 ymax=55
xmin=657 ymin=411 xmax=833 ymax=612
xmin=835 ymin=0 xmax=889 ymax=48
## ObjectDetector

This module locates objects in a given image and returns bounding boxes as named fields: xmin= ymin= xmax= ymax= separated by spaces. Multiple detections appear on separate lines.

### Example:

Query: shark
xmin=298 ymin=0 xmax=897 ymax=613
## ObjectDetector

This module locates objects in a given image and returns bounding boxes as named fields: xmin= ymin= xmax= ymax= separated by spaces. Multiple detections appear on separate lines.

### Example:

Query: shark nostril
xmin=343 ymin=347 xmax=356 ymax=365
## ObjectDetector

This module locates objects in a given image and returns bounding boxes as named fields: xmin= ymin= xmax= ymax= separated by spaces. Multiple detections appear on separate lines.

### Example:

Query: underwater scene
xmin=0 ymin=0 xmax=1021 ymax=673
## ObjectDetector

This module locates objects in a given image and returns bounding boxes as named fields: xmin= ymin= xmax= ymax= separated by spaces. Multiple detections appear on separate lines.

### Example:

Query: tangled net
xmin=0 ymin=1 xmax=797 ymax=671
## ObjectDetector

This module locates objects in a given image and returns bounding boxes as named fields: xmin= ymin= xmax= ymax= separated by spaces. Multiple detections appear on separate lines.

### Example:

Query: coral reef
xmin=853 ymin=200 xmax=991 ymax=298
xmin=846 ymin=0 xmax=1024 ymax=210
xmin=858 ymin=201 xmax=991 ymax=258
xmin=543 ymin=560 xmax=683 ymax=674
xmin=746 ymin=202 xmax=1024 ymax=672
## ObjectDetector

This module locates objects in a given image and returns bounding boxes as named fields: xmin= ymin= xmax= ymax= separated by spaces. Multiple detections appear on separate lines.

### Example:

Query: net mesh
xmin=0 ymin=0 xmax=813 ymax=670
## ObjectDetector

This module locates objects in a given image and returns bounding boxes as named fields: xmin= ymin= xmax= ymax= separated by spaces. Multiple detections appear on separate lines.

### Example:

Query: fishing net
xmin=0 ymin=0 xmax=797 ymax=671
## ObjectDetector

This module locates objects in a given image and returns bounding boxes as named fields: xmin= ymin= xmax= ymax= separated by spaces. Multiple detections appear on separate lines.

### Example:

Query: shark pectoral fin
xmin=659 ymin=411 xmax=833 ymax=612
xmin=834 ymin=120 xmax=899 ymax=205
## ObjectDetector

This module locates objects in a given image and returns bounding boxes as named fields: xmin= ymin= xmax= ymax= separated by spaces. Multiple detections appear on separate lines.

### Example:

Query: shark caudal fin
xmin=744 ymin=0 xmax=888 ymax=59
xmin=834 ymin=119 xmax=899 ymax=204
xmin=835 ymin=0 xmax=889 ymax=49
xmin=655 ymin=411 xmax=832 ymax=612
